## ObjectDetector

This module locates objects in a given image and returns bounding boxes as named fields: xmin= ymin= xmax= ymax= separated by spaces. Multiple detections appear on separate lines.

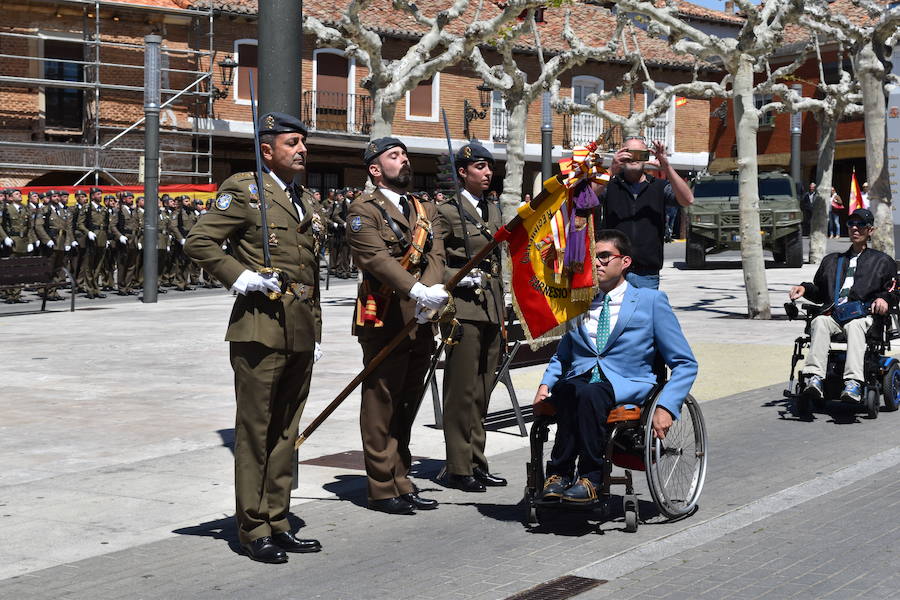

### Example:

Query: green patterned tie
xmin=589 ymin=294 xmax=611 ymax=383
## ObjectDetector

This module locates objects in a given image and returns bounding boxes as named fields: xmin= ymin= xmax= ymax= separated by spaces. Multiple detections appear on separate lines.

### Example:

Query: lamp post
xmin=142 ymin=34 xmax=161 ymax=304
xmin=541 ymin=92 xmax=553 ymax=181
xmin=790 ymin=83 xmax=803 ymax=192
xmin=210 ymin=55 xmax=237 ymax=100
xmin=463 ymin=83 xmax=493 ymax=140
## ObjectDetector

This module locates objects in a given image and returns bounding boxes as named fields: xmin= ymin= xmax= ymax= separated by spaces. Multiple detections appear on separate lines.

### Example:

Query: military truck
xmin=685 ymin=172 xmax=803 ymax=269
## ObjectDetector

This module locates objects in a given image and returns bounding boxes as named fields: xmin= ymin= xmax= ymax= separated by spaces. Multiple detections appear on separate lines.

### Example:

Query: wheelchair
xmin=523 ymin=386 xmax=708 ymax=533
xmin=784 ymin=301 xmax=900 ymax=419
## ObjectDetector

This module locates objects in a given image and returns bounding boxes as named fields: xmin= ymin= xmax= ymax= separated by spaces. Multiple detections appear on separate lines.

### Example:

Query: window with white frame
xmin=571 ymin=76 xmax=604 ymax=147
xmin=234 ymin=39 xmax=257 ymax=104
xmin=754 ymin=93 xmax=776 ymax=127
xmin=490 ymin=90 xmax=509 ymax=143
xmin=405 ymin=73 xmax=439 ymax=122
xmin=644 ymin=85 xmax=675 ymax=150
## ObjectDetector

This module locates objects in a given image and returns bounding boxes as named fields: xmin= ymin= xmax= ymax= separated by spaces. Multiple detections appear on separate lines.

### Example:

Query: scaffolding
xmin=0 ymin=0 xmax=215 ymax=186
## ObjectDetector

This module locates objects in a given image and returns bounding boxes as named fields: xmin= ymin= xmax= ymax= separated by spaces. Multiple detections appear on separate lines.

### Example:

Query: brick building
xmin=0 ymin=0 xmax=715 ymax=194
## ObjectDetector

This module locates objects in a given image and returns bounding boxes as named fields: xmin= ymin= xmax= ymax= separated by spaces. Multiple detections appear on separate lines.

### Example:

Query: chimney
xmin=724 ymin=0 xmax=733 ymax=12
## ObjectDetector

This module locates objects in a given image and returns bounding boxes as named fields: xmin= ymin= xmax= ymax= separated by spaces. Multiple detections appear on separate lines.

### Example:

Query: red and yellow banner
xmin=509 ymin=176 xmax=596 ymax=346
xmin=849 ymin=171 xmax=865 ymax=212
xmin=13 ymin=184 xmax=218 ymax=207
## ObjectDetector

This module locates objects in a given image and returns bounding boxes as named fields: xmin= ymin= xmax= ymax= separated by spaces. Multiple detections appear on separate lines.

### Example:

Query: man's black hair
xmin=594 ymin=228 xmax=633 ymax=257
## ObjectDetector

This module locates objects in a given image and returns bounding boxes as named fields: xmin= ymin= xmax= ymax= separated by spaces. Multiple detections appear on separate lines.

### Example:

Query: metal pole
xmin=790 ymin=83 xmax=802 ymax=193
xmin=541 ymin=92 xmax=553 ymax=181
xmin=258 ymin=0 xmax=302 ymax=118
xmin=142 ymin=34 xmax=161 ymax=303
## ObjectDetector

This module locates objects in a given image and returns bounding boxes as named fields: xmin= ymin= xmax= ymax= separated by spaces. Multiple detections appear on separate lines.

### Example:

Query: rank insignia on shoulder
xmin=350 ymin=215 xmax=362 ymax=233
xmin=312 ymin=213 xmax=324 ymax=235
xmin=248 ymin=183 xmax=259 ymax=195
xmin=215 ymin=193 xmax=233 ymax=210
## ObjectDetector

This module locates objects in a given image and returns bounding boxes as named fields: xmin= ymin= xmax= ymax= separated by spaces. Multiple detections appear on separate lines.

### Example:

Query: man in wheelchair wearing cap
xmin=788 ymin=208 xmax=898 ymax=404
xmin=533 ymin=229 xmax=698 ymax=504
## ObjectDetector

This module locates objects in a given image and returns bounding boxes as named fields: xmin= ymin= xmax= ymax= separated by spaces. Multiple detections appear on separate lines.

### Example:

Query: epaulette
xmin=234 ymin=172 xmax=255 ymax=180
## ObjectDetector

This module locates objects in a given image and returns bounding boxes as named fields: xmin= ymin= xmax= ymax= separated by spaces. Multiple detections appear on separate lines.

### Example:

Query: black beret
xmin=90 ymin=187 xmax=102 ymax=194
xmin=455 ymin=141 xmax=494 ymax=165
xmin=74 ymin=189 xmax=86 ymax=196
xmin=258 ymin=111 xmax=308 ymax=137
xmin=125 ymin=191 xmax=134 ymax=198
xmin=161 ymin=194 xmax=171 ymax=200
xmin=850 ymin=208 xmax=875 ymax=225
xmin=364 ymin=137 xmax=407 ymax=164
xmin=38 ymin=192 xmax=46 ymax=199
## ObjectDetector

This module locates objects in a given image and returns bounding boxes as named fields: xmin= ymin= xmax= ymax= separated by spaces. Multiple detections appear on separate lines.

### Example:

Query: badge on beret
xmin=463 ymin=146 xmax=473 ymax=159
xmin=215 ymin=193 xmax=232 ymax=210
xmin=368 ymin=141 xmax=378 ymax=154
xmin=264 ymin=114 xmax=275 ymax=130
xmin=249 ymin=183 xmax=258 ymax=195
xmin=350 ymin=215 xmax=362 ymax=233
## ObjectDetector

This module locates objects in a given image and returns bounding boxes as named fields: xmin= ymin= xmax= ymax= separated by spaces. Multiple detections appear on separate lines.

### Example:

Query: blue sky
xmin=687 ymin=0 xmax=731 ymax=10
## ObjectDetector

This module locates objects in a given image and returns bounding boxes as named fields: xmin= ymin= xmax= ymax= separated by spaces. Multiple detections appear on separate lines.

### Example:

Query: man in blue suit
xmin=533 ymin=229 xmax=697 ymax=503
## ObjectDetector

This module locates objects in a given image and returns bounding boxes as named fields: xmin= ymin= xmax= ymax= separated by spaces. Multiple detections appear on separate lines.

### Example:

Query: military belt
xmin=6 ymin=230 xmax=21 ymax=236
xmin=284 ymin=282 xmax=314 ymax=302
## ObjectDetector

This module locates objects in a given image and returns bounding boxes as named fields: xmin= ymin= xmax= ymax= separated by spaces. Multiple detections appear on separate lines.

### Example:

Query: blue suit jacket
xmin=539 ymin=284 xmax=698 ymax=419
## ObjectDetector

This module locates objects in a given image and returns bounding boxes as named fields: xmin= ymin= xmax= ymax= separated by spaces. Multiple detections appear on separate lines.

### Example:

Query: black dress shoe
xmin=95 ymin=292 xmax=107 ymax=299
xmin=473 ymin=467 xmax=507 ymax=487
xmin=271 ymin=531 xmax=322 ymax=553
xmin=157 ymin=288 xmax=167 ymax=294
xmin=561 ymin=477 xmax=599 ymax=504
xmin=437 ymin=471 xmax=486 ymax=493
xmin=400 ymin=492 xmax=438 ymax=510
xmin=116 ymin=291 xmax=129 ymax=296
xmin=242 ymin=536 xmax=288 ymax=564
xmin=368 ymin=497 xmax=415 ymax=515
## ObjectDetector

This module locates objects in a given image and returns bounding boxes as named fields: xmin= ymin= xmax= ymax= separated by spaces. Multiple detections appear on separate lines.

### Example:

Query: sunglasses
xmin=847 ymin=221 xmax=872 ymax=229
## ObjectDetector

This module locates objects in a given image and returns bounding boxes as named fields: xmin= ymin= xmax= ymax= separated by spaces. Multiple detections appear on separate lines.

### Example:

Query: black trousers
xmin=548 ymin=373 xmax=615 ymax=485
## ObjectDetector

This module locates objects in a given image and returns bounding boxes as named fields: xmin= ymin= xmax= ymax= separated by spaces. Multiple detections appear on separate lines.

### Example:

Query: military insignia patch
xmin=350 ymin=215 xmax=362 ymax=233
xmin=248 ymin=183 xmax=258 ymax=195
xmin=463 ymin=145 xmax=473 ymax=159
xmin=368 ymin=141 xmax=378 ymax=154
xmin=264 ymin=114 xmax=275 ymax=130
xmin=268 ymin=231 xmax=279 ymax=247
xmin=215 ymin=193 xmax=232 ymax=210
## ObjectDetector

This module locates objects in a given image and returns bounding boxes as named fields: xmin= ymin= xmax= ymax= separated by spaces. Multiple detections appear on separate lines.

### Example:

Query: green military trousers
xmin=230 ymin=341 xmax=313 ymax=545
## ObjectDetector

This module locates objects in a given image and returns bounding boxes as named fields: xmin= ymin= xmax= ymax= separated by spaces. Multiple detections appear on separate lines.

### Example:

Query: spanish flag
xmin=849 ymin=170 xmax=865 ymax=212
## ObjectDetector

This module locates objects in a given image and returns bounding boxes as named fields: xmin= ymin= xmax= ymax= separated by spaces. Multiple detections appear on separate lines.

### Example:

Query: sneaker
xmin=802 ymin=375 xmax=824 ymax=401
xmin=840 ymin=380 xmax=862 ymax=404
xmin=541 ymin=475 xmax=571 ymax=500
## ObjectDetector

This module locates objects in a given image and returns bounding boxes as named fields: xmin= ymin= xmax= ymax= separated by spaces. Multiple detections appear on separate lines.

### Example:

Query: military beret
xmin=38 ymin=192 xmax=46 ymax=199
xmin=161 ymin=194 xmax=171 ymax=201
xmin=90 ymin=187 xmax=102 ymax=194
xmin=455 ymin=141 xmax=494 ymax=165
xmin=364 ymin=137 xmax=407 ymax=164
xmin=74 ymin=189 xmax=86 ymax=196
xmin=258 ymin=111 xmax=308 ymax=137
xmin=124 ymin=191 xmax=134 ymax=198
xmin=104 ymin=195 xmax=115 ymax=201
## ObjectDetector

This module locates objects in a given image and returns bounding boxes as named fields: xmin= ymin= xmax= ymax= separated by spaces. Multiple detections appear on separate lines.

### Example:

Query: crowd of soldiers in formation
xmin=0 ymin=187 xmax=221 ymax=303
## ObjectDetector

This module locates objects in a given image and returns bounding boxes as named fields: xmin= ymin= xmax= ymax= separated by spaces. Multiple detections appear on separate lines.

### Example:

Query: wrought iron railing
xmin=301 ymin=90 xmax=373 ymax=135
xmin=490 ymin=106 xmax=509 ymax=143
xmin=561 ymin=113 xmax=623 ymax=151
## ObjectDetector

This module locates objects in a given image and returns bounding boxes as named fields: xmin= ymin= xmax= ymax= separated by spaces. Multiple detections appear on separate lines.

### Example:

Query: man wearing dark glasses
xmin=594 ymin=136 xmax=694 ymax=289
xmin=789 ymin=209 xmax=898 ymax=403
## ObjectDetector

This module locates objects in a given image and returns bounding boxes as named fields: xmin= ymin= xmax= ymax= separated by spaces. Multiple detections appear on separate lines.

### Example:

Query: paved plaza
xmin=2 ymin=241 xmax=899 ymax=599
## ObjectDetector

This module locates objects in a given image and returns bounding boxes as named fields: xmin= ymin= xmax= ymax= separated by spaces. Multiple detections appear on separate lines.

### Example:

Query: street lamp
xmin=463 ymin=82 xmax=493 ymax=140
xmin=211 ymin=55 xmax=238 ymax=100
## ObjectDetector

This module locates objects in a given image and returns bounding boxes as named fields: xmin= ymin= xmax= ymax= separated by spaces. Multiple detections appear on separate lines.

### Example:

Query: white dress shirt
xmin=460 ymin=188 xmax=483 ymax=219
xmin=268 ymin=171 xmax=305 ymax=220
xmin=378 ymin=187 xmax=408 ymax=215
xmin=582 ymin=279 xmax=629 ymax=349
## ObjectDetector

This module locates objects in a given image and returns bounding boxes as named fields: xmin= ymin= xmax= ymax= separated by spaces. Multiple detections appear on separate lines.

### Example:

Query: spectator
xmin=800 ymin=182 xmax=816 ymax=237
xmin=828 ymin=187 xmax=843 ymax=239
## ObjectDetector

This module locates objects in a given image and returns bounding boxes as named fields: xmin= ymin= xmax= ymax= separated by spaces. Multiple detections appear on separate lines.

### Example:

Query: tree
xmin=303 ymin=0 xmax=548 ymax=139
xmin=615 ymin=0 xmax=808 ymax=319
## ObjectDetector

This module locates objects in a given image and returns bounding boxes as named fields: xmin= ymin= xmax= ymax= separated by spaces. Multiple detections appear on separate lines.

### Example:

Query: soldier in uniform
xmin=157 ymin=196 xmax=174 ymax=289
xmin=34 ymin=188 xmax=74 ymax=301
xmin=172 ymin=195 xmax=196 ymax=291
xmin=71 ymin=189 xmax=90 ymax=291
xmin=76 ymin=188 xmax=109 ymax=299
xmin=1 ymin=189 xmax=32 ymax=302
xmin=26 ymin=191 xmax=41 ymax=256
xmin=347 ymin=137 xmax=449 ymax=515
xmin=435 ymin=142 xmax=508 ymax=492
xmin=327 ymin=190 xmax=348 ymax=277
xmin=185 ymin=112 xmax=325 ymax=564
xmin=111 ymin=191 xmax=138 ymax=295
xmin=100 ymin=194 xmax=117 ymax=291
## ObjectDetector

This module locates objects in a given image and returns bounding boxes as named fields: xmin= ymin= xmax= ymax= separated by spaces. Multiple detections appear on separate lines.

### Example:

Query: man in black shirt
xmin=595 ymin=136 xmax=694 ymax=289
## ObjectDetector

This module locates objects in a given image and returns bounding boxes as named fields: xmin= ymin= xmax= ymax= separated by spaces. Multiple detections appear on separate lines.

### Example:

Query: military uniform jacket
xmin=176 ymin=207 xmax=198 ymax=243
xmin=347 ymin=189 xmax=446 ymax=341
xmin=185 ymin=171 xmax=325 ymax=353
xmin=111 ymin=206 xmax=138 ymax=247
xmin=35 ymin=205 xmax=73 ymax=247
xmin=2 ymin=202 xmax=32 ymax=253
xmin=77 ymin=202 xmax=109 ymax=246
xmin=438 ymin=194 xmax=504 ymax=323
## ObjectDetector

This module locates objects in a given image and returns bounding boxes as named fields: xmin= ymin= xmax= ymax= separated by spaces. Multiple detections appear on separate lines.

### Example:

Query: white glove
xmin=46 ymin=240 xmax=55 ymax=249
xmin=138 ymin=242 xmax=142 ymax=251
xmin=26 ymin=243 xmax=33 ymax=253
xmin=119 ymin=235 xmax=127 ymax=245
xmin=180 ymin=238 xmax=186 ymax=246
xmin=3 ymin=237 xmax=12 ymax=247
xmin=457 ymin=272 xmax=483 ymax=288
xmin=221 ymin=244 xmax=228 ymax=250
xmin=64 ymin=245 xmax=71 ymax=252
xmin=71 ymin=240 xmax=78 ymax=248
xmin=409 ymin=282 xmax=449 ymax=311
xmin=230 ymin=269 xmax=281 ymax=295
xmin=314 ymin=342 xmax=323 ymax=363
xmin=34 ymin=240 xmax=40 ymax=248
xmin=105 ymin=240 xmax=110 ymax=248
xmin=87 ymin=231 xmax=96 ymax=241
xmin=415 ymin=304 xmax=434 ymax=324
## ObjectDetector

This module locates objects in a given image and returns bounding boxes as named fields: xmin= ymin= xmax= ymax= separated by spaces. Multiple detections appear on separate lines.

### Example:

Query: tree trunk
xmin=810 ymin=113 xmax=837 ymax=264
xmin=369 ymin=93 xmax=397 ymax=139
xmin=732 ymin=57 xmax=771 ymax=319
xmin=858 ymin=41 xmax=894 ymax=256
xmin=499 ymin=94 xmax=529 ymax=224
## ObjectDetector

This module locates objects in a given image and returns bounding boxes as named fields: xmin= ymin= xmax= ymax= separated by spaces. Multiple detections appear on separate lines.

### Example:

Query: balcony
xmin=644 ymin=117 xmax=669 ymax=144
xmin=562 ymin=113 xmax=623 ymax=151
xmin=490 ymin=105 xmax=509 ymax=143
xmin=301 ymin=90 xmax=373 ymax=136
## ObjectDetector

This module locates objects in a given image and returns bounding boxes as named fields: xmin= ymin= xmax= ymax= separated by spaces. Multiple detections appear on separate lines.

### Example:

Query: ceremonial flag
xmin=675 ymin=97 xmax=687 ymax=107
xmin=849 ymin=170 xmax=865 ymax=212
xmin=509 ymin=145 xmax=610 ymax=345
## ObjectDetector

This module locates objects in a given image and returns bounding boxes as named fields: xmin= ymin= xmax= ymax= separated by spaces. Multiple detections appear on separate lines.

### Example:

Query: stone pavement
xmin=1 ymin=239 xmax=899 ymax=599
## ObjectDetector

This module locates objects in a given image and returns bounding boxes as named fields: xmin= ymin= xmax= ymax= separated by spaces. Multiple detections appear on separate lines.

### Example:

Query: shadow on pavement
xmin=765 ymin=394 xmax=870 ymax=425
xmin=217 ymin=428 xmax=234 ymax=454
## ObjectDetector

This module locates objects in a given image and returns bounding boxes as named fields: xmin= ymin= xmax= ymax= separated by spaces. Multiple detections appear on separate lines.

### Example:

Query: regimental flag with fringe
xmin=509 ymin=143 xmax=610 ymax=346
xmin=849 ymin=169 xmax=865 ymax=212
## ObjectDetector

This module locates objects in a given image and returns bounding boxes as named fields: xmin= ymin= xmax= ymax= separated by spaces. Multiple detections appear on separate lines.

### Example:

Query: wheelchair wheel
xmin=644 ymin=393 xmax=708 ymax=520
xmin=865 ymin=388 xmax=879 ymax=419
xmin=882 ymin=363 xmax=900 ymax=412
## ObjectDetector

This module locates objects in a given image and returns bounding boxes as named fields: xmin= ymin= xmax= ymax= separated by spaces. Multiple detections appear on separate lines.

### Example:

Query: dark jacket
xmin=801 ymin=247 xmax=898 ymax=307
